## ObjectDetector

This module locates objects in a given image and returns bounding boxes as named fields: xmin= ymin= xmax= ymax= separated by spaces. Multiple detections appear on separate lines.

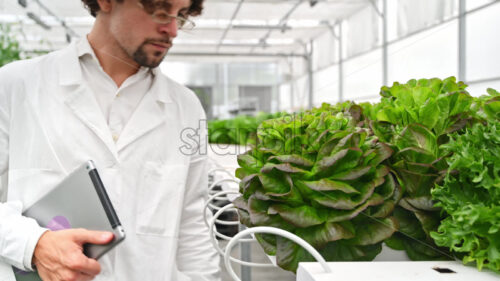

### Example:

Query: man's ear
xmin=96 ymin=0 xmax=112 ymax=13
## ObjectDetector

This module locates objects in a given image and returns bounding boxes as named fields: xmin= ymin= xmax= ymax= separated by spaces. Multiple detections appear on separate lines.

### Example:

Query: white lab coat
xmin=0 ymin=42 xmax=220 ymax=281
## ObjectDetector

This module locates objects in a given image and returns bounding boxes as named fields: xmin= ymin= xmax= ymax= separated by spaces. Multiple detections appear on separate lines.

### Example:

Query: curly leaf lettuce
xmin=431 ymin=120 xmax=500 ymax=272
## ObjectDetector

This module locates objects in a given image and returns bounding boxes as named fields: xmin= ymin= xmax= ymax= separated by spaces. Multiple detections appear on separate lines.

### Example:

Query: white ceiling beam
xmin=30 ymin=0 xmax=79 ymax=37
xmin=216 ymin=0 xmax=244 ymax=52
xmin=250 ymin=0 xmax=305 ymax=53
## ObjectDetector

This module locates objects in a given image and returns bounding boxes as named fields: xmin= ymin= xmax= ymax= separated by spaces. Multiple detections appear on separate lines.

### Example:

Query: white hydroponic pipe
xmin=224 ymin=226 xmax=332 ymax=281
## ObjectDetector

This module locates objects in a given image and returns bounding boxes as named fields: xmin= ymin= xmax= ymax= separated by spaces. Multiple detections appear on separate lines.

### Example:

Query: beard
xmin=131 ymin=38 xmax=171 ymax=68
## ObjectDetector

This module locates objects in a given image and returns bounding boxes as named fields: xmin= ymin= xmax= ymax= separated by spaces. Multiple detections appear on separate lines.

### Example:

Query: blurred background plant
xmin=0 ymin=23 xmax=22 ymax=67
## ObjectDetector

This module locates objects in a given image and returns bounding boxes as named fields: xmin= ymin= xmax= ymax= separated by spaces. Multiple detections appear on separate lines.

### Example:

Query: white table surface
xmin=297 ymin=261 xmax=499 ymax=281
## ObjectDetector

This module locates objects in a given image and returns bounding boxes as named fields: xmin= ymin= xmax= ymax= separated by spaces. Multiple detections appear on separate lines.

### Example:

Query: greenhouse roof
xmin=0 ymin=0 xmax=371 ymax=61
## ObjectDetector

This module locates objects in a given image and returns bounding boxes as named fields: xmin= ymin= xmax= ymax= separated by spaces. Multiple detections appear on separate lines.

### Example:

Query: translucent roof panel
xmin=0 ymin=0 xmax=372 ymax=61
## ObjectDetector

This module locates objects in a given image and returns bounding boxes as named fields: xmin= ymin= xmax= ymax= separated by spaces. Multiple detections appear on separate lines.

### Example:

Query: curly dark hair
xmin=81 ymin=0 xmax=204 ymax=17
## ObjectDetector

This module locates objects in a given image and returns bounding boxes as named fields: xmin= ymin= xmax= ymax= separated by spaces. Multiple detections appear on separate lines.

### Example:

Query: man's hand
xmin=32 ymin=229 xmax=114 ymax=281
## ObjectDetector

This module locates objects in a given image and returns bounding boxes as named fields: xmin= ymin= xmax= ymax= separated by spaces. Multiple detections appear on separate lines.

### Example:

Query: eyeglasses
xmin=136 ymin=1 xmax=196 ymax=30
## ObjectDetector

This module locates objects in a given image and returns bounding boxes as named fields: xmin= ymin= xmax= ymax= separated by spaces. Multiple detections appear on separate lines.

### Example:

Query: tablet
xmin=14 ymin=160 xmax=125 ymax=281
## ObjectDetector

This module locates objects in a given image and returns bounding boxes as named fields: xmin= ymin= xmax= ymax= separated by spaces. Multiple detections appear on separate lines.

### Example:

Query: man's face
xmin=109 ymin=0 xmax=191 ymax=68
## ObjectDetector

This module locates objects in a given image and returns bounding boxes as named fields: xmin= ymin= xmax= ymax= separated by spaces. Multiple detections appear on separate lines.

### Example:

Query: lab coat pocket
xmin=136 ymin=162 xmax=188 ymax=237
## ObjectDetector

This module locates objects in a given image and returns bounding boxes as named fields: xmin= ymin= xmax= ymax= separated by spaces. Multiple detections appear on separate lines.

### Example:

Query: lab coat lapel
xmin=57 ymin=43 xmax=119 ymax=161
xmin=116 ymin=72 xmax=173 ymax=152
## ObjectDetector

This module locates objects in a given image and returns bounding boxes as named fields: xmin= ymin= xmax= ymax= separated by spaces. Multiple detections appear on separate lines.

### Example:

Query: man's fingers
xmin=79 ymin=272 xmax=97 ymax=281
xmin=72 ymin=229 xmax=114 ymax=245
xmin=70 ymin=256 xmax=101 ymax=276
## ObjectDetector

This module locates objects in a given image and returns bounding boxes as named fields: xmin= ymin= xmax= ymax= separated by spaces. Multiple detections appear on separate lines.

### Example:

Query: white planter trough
xmin=261 ymin=240 xmax=498 ymax=281
xmin=295 ymin=244 xmax=498 ymax=281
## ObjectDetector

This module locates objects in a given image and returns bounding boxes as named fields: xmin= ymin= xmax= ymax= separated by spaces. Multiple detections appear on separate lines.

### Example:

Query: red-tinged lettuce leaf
xmin=239 ymin=174 xmax=260 ymax=197
xmin=258 ymin=171 xmax=292 ymax=196
xmin=330 ymin=166 xmax=373 ymax=181
xmin=276 ymin=236 xmax=316 ymax=273
xmin=345 ymin=217 xmax=399 ymax=246
xmin=392 ymin=167 xmax=438 ymax=197
xmin=386 ymin=206 xmax=450 ymax=260
xmin=370 ymin=200 xmax=396 ymax=218
xmin=295 ymin=222 xmax=355 ymax=248
xmin=248 ymin=195 xmax=272 ymax=226
xmin=247 ymin=196 xmax=294 ymax=231
xmin=269 ymin=154 xmax=314 ymax=168
xmin=268 ymin=204 xmax=326 ymax=228
xmin=301 ymin=178 xmax=360 ymax=194
xmin=414 ymin=210 xmax=441 ymax=237
xmin=311 ymin=148 xmax=349 ymax=175
xmin=384 ymin=237 xmax=405 ymax=251
xmin=320 ymin=241 xmax=383 ymax=261
xmin=393 ymin=206 xmax=427 ymax=240
xmin=324 ymin=194 xmax=386 ymax=222
xmin=374 ymin=173 xmax=397 ymax=199
xmin=433 ymin=92 xmax=472 ymax=136
xmin=403 ymin=196 xmax=440 ymax=212
xmin=329 ymin=148 xmax=364 ymax=174
xmin=260 ymin=163 xmax=308 ymax=174
xmin=395 ymin=123 xmax=438 ymax=156
xmin=233 ymin=196 xmax=248 ymax=212
xmin=402 ymin=237 xmax=452 ymax=261
xmin=238 ymin=209 xmax=251 ymax=227
xmin=369 ymin=121 xmax=394 ymax=143
xmin=237 ymin=153 xmax=263 ymax=173
xmin=255 ymin=233 xmax=277 ymax=256
xmin=396 ymin=147 xmax=436 ymax=164
xmin=312 ymin=177 xmax=385 ymax=210
xmin=235 ymin=167 xmax=249 ymax=181
xmin=401 ymin=162 xmax=436 ymax=174
xmin=365 ymin=143 xmax=393 ymax=166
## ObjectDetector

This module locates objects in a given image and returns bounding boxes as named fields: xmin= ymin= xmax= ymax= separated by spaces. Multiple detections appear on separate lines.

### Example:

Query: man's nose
xmin=158 ymin=19 xmax=178 ymax=38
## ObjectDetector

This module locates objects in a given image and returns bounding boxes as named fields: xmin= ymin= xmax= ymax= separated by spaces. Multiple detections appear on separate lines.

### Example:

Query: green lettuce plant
xmin=208 ymin=112 xmax=286 ymax=145
xmin=234 ymin=110 xmax=399 ymax=272
xmin=369 ymin=77 xmax=475 ymax=260
xmin=431 ymin=120 xmax=500 ymax=272
xmin=472 ymin=88 xmax=500 ymax=122
xmin=0 ymin=24 xmax=22 ymax=67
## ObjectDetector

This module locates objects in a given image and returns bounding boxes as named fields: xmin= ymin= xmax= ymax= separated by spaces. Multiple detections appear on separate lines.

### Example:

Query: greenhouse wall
xmin=277 ymin=0 xmax=500 ymax=112
xmin=343 ymin=50 xmax=383 ymax=103
xmin=387 ymin=20 xmax=458 ymax=85
xmin=465 ymin=3 xmax=500 ymax=88
xmin=312 ymin=65 xmax=339 ymax=107
xmin=157 ymin=0 xmax=500 ymax=114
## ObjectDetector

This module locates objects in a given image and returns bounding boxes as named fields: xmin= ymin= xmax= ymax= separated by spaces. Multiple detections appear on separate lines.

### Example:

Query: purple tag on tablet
xmin=46 ymin=216 xmax=71 ymax=231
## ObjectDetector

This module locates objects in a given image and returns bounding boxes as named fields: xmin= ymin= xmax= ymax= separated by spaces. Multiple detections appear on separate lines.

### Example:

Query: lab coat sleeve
xmin=0 ymin=65 xmax=49 ymax=271
xmin=176 ymin=116 xmax=221 ymax=281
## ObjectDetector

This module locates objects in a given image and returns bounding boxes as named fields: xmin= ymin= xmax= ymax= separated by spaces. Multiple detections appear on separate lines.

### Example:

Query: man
xmin=0 ymin=0 xmax=220 ymax=280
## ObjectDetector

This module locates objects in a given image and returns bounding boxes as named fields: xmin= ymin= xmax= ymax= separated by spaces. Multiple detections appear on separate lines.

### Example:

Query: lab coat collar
xmin=115 ymin=68 xmax=173 ymax=150
xmin=150 ymin=67 xmax=173 ymax=104
xmin=57 ymin=41 xmax=82 ymax=86
xmin=57 ymin=38 xmax=172 ymax=104
xmin=56 ymin=40 xmax=174 ymax=154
